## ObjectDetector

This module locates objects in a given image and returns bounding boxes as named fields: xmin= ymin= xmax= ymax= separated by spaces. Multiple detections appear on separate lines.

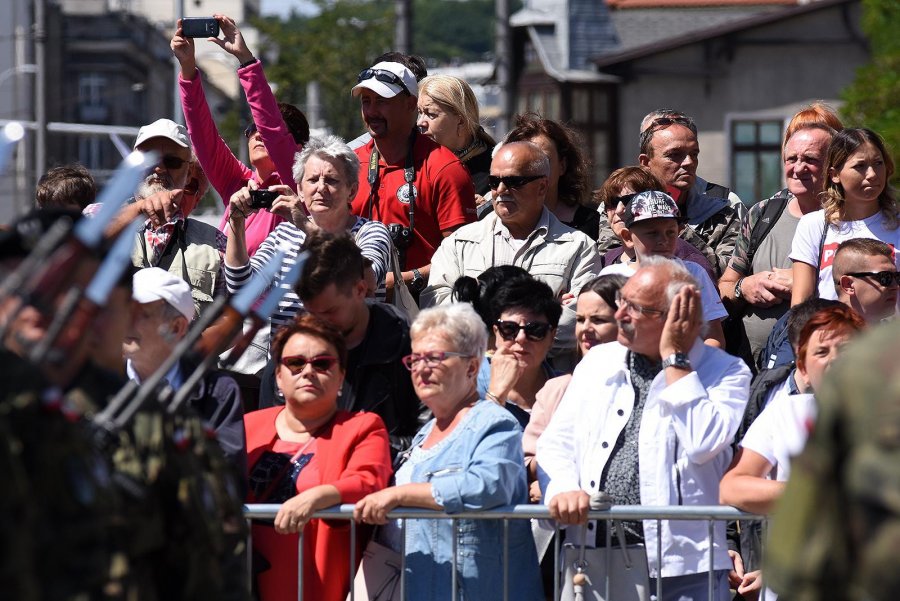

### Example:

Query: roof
xmin=607 ymin=0 xmax=796 ymax=8
xmin=595 ymin=0 xmax=855 ymax=66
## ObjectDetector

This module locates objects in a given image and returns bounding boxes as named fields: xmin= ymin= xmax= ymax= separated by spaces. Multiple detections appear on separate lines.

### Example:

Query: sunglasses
xmin=159 ymin=155 xmax=188 ymax=170
xmin=487 ymin=174 xmax=544 ymax=191
xmin=649 ymin=116 xmax=697 ymax=133
xmin=614 ymin=291 xmax=666 ymax=318
xmin=494 ymin=320 xmax=553 ymax=342
xmin=280 ymin=354 xmax=339 ymax=375
xmin=357 ymin=68 xmax=412 ymax=95
xmin=846 ymin=270 xmax=900 ymax=287
xmin=244 ymin=123 xmax=258 ymax=139
xmin=401 ymin=351 xmax=471 ymax=371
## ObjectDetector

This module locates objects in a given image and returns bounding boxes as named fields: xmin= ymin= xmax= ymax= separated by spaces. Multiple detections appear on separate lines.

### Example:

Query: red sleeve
xmin=180 ymin=69 xmax=254 ymax=204
xmin=239 ymin=60 xmax=300 ymax=193
xmin=430 ymin=157 xmax=476 ymax=232
xmin=330 ymin=412 xmax=392 ymax=503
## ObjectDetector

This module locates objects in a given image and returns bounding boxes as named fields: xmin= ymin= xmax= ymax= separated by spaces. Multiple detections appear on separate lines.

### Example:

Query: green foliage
xmin=841 ymin=0 xmax=900 ymax=178
xmin=254 ymin=0 xmax=394 ymax=140
xmin=412 ymin=0 xmax=497 ymax=62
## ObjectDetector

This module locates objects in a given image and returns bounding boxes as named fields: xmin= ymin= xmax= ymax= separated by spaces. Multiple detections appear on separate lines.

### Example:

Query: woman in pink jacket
xmin=171 ymin=14 xmax=309 ymax=256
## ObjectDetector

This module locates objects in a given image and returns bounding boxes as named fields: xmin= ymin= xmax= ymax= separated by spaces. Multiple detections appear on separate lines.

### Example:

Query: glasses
xmin=648 ymin=116 xmax=696 ymax=133
xmin=357 ymin=68 xmax=412 ymax=95
xmin=487 ymin=174 xmax=545 ymax=191
xmin=158 ymin=155 xmax=188 ymax=170
xmin=280 ymin=354 xmax=339 ymax=375
xmin=401 ymin=351 xmax=471 ymax=371
xmin=846 ymin=270 xmax=900 ymax=287
xmin=615 ymin=291 xmax=666 ymax=318
xmin=494 ymin=320 xmax=553 ymax=342
xmin=244 ymin=123 xmax=258 ymax=139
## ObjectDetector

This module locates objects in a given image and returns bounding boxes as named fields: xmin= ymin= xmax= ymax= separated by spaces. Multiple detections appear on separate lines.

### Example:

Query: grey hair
xmin=410 ymin=303 xmax=488 ymax=364
xmin=292 ymin=135 xmax=360 ymax=187
xmin=492 ymin=141 xmax=550 ymax=177
xmin=637 ymin=254 xmax=709 ymax=336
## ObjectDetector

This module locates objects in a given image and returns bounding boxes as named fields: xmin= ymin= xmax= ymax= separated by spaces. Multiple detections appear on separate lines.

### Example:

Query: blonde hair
xmin=418 ymin=75 xmax=495 ymax=147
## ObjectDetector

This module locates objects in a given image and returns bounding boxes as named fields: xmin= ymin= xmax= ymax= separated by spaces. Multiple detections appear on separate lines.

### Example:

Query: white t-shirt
xmin=599 ymin=257 xmax=728 ymax=322
xmin=740 ymin=383 xmax=816 ymax=482
xmin=789 ymin=209 xmax=900 ymax=299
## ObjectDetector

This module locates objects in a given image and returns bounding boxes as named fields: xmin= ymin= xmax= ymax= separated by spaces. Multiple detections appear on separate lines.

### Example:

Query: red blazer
xmin=245 ymin=408 xmax=392 ymax=601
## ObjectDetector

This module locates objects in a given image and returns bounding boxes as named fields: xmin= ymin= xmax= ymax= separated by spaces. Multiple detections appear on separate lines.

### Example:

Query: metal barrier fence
xmin=243 ymin=503 xmax=766 ymax=601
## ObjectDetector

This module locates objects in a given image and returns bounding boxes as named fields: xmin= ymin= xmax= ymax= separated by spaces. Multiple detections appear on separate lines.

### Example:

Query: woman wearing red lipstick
xmin=243 ymin=314 xmax=391 ymax=601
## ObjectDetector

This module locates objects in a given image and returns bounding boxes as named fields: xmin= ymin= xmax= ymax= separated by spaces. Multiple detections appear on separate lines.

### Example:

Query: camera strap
xmin=365 ymin=130 xmax=417 ymax=237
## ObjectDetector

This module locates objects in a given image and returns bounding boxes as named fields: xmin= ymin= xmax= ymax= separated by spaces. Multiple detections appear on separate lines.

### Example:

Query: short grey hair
xmin=292 ymin=135 xmax=360 ymax=187
xmin=492 ymin=141 xmax=550 ymax=177
xmin=410 ymin=303 xmax=488 ymax=364
xmin=637 ymin=254 xmax=708 ymax=336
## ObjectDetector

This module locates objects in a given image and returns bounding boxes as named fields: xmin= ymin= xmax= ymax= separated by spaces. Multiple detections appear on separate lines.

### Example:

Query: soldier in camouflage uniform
xmin=767 ymin=319 xmax=900 ymax=601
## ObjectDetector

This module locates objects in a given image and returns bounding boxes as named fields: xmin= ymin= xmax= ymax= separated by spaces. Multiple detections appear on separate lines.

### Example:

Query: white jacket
xmin=537 ymin=339 xmax=751 ymax=577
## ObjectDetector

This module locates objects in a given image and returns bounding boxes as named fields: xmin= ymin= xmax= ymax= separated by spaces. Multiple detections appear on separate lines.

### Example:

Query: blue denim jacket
xmin=400 ymin=400 xmax=543 ymax=601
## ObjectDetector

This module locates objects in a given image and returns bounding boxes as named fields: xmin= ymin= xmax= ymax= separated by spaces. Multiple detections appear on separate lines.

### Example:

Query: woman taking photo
xmin=244 ymin=314 xmax=392 ymax=601
xmin=353 ymin=303 xmax=543 ymax=601
xmin=791 ymin=127 xmax=897 ymax=303
xmin=225 ymin=135 xmax=393 ymax=331
xmin=417 ymin=75 xmax=496 ymax=197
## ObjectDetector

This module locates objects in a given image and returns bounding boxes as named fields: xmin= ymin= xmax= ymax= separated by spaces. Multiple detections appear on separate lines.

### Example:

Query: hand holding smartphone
xmin=181 ymin=17 xmax=220 ymax=38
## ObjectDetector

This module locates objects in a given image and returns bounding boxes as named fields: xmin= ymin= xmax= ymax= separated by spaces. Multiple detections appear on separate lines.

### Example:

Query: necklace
xmin=454 ymin=137 xmax=485 ymax=163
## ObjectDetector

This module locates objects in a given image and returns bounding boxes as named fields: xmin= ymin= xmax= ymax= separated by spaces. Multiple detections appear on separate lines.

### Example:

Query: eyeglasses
xmin=487 ymin=174 xmax=545 ymax=191
xmin=494 ymin=320 xmax=553 ymax=342
xmin=648 ymin=116 xmax=697 ymax=134
xmin=159 ymin=155 xmax=188 ymax=170
xmin=357 ymin=68 xmax=412 ymax=96
xmin=280 ymin=354 xmax=339 ymax=375
xmin=846 ymin=270 xmax=900 ymax=287
xmin=401 ymin=351 xmax=471 ymax=371
xmin=615 ymin=291 xmax=666 ymax=318
xmin=244 ymin=123 xmax=258 ymax=139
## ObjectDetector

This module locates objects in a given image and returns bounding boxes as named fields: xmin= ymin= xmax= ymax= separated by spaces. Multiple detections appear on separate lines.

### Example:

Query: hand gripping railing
xmin=243 ymin=504 xmax=766 ymax=601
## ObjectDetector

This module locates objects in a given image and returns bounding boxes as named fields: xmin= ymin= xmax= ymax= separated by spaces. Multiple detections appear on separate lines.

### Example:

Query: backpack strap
xmin=745 ymin=191 xmax=791 ymax=269
xmin=704 ymin=182 xmax=731 ymax=199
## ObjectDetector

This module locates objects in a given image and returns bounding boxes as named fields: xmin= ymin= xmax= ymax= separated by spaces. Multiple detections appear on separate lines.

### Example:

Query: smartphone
xmin=181 ymin=17 xmax=220 ymax=38
xmin=249 ymin=189 xmax=278 ymax=210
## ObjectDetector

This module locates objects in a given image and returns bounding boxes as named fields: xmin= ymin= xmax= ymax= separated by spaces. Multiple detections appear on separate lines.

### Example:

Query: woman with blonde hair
xmin=417 ymin=74 xmax=496 ymax=196
xmin=791 ymin=127 xmax=897 ymax=303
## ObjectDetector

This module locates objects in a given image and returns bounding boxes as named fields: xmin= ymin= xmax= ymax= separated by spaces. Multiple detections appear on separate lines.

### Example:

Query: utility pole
xmin=495 ymin=0 xmax=512 ymax=138
xmin=34 ymin=0 xmax=46 ymax=183
xmin=173 ymin=0 xmax=184 ymax=124
xmin=395 ymin=0 xmax=412 ymax=54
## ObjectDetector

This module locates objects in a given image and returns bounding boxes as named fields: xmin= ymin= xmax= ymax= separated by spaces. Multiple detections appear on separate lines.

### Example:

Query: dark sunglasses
xmin=487 ymin=174 xmax=544 ymax=191
xmin=159 ymin=155 xmax=188 ymax=170
xmin=357 ymin=68 xmax=411 ymax=95
xmin=280 ymin=354 xmax=339 ymax=375
xmin=846 ymin=270 xmax=900 ymax=287
xmin=494 ymin=320 xmax=553 ymax=342
xmin=244 ymin=123 xmax=258 ymax=139
xmin=649 ymin=116 xmax=697 ymax=133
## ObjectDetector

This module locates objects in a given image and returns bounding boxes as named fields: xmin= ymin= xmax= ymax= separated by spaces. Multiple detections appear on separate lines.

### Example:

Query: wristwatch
xmin=410 ymin=268 xmax=427 ymax=292
xmin=662 ymin=352 xmax=692 ymax=370
xmin=734 ymin=277 xmax=746 ymax=300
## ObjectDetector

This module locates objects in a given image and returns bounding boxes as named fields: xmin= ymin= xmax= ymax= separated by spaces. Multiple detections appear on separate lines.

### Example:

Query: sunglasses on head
xmin=244 ymin=123 xmax=258 ymax=139
xmin=357 ymin=68 xmax=411 ymax=95
xmin=280 ymin=354 xmax=339 ymax=375
xmin=159 ymin=155 xmax=188 ymax=170
xmin=494 ymin=320 xmax=553 ymax=342
xmin=487 ymin=174 xmax=544 ymax=192
xmin=846 ymin=270 xmax=900 ymax=287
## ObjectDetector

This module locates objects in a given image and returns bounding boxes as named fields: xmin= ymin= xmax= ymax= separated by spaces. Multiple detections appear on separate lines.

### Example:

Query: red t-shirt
xmin=351 ymin=133 xmax=476 ymax=269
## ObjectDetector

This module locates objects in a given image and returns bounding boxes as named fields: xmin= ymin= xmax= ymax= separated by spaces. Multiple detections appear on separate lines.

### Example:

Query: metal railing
xmin=244 ymin=503 xmax=766 ymax=601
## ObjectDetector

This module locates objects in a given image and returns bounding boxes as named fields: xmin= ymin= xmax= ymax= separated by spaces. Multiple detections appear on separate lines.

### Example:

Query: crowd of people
xmin=2 ymin=12 xmax=898 ymax=601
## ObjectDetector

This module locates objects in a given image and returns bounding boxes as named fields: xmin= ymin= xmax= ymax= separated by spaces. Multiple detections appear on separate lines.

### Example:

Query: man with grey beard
xmin=86 ymin=118 xmax=227 ymax=316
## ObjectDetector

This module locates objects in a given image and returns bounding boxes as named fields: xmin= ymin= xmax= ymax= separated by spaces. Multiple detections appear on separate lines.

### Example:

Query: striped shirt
xmin=224 ymin=216 xmax=392 ymax=331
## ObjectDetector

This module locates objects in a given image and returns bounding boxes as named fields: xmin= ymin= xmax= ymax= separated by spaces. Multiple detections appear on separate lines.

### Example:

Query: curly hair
xmin=821 ymin=127 xmax=897 ymax=229
xmin=505 ymin=112 xmax=590 ymax=208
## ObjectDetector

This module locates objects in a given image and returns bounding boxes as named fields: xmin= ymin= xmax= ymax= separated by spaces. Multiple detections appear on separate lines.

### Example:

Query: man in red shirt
xmin=350 ymin=58 xmax=476 ymax=295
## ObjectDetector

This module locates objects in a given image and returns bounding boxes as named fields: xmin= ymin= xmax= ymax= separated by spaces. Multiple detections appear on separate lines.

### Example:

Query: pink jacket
xmin=179 ymin=60 xmax=299 ymax=256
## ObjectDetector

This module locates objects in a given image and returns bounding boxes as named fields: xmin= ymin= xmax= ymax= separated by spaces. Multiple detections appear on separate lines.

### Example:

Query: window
xmin=78 ymin=73 xmax=108 ymax=122
xmin=731 ymin=120 xmax=784 ymax=205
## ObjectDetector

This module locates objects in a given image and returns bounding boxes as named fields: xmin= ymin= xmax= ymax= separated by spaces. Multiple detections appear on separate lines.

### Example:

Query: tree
xmin=841 ymin=0 xmax=899 ymax=177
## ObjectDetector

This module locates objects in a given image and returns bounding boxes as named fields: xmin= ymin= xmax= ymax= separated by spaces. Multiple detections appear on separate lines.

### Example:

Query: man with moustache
xmin=85 ymin=118 xmax=226 ymax=315
xmin=537 ymin=257 xmax=750 ymax=601
xmin=349 ymin=58 xmax=475 ymax=295
xmin=422 ymin=141 xmax=600 ymax=357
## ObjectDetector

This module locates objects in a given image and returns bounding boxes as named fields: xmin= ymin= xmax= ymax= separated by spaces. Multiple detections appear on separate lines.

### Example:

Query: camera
xmin=181 ymin=17 xmax=220 ymax=38
xmin=249 ymin=189 xmax=278 ymax=210
xmin=387 ymin=223 xmax=412 ymax=250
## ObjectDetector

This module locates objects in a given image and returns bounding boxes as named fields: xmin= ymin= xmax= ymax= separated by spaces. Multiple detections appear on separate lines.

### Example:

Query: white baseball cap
xmin=132 ymin=267 xmax=195 ymax=321
xmin=351 ymin=61 xmax=418 ymax=99
xmin=134 ymin=118 xmax=191 ymax=151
